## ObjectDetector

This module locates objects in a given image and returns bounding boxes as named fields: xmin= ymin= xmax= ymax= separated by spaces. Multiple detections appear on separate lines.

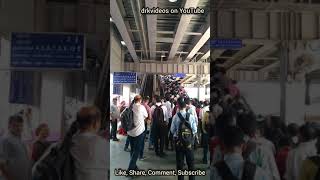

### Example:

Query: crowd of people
xmin=110 ymin=67 xmax=320 ymax=180
xmin=0 ymin=106 xmax=109 ymax=180
xmin=109 ymin=74 xmax=212 ymax=180
xmin=208 ymin=66 xmax=320 ymax=180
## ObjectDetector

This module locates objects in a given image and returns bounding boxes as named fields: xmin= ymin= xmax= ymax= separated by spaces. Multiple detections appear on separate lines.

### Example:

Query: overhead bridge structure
xmin=212 ymin=0 xmax=320 ymax=81
xmin=124 ymin=62 xmax=210 ymax=75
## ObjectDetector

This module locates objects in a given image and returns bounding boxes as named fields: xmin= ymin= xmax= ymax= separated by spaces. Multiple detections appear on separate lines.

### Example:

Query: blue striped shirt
xmin=170 ymin=110 xmax=197 ymax=137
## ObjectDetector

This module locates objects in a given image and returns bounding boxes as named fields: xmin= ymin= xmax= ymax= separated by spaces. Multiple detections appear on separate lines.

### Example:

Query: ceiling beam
xmin=110 ymin=0 xmax=138 ymax=62
xmin=129 ymin=29 xmax=141 ymax=32
xmin=211 ymin=49 xmax=225 ymax=60
xmin=238 ymin=64 xmax=263 ymax=68
xmin=158 ymin=31 xmax=203 ymax=36
xmin=168 ymin=0 xmax=201 ymax=60
xmin=131 ymin=0 xmax=149 ymax=59
xmin=256 ymin=57 xmax=278 ymax=61
xmin=200 ymin=50 xmax=210 ymax=60
xmin=224 ymin=45 xmax=260 ymax=68
xmin=230 ymin=42 xmax=279 ymax=70
xmin=180 ymin=75 xmax=193 ymax=83
xmin=215 ymin=56 xmax=278 ymax=60
xmin=156 ymin=42 xmax=193 ymax=46
xmin=145 ymin=0 xmax=157 ymax=59
xmin=212 ymin=1 xmax=320 ymax=12
xmin=186 ymin=27 xmax=210 ymax=61
xmin=157 ymin=19 xmax=207 ymax=24
xmin=182 ymin=75 xmax=197 ymax=84
xmin=259 ymin=61 xmax=280 ymax=72
xmin=135 ymin=50 xmax=204 ymax=55
xmin=158 ymin=37 xmax=173 ymax=43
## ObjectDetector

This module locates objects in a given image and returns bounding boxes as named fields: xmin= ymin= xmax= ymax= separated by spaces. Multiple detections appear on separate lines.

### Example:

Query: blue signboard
xmin=113 ymin=72 xmax=137 ymax=84
xmin=113 ymin=84 xmax=122 ymax=95
xmin=211 ymin=39 xmax=243 ymax=49
xmin=174 ymin=73 xmax=186 ymax=78
xmin=9 ymin=71 xmax=34 ymax=105
xmin=11 ymin=32 xmax=85 ymax=69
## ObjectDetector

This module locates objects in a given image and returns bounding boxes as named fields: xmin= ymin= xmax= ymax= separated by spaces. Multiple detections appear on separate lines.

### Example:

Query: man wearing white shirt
xmin=0 ymin=115 xmax=32 ymax=180
xmin=164 ymin=96 xmax=174 ymax=151
xmin=127 ymin=95 xmax=148 ymax=171
xmin=110 ymin=98 xmax=120 ymax=141
xmin=70 ymin=106 xmax=108 ymax=180
xmin=237 ymin=114 xmax=280 ymax=180
xmin=164 ymin=97 xmax=173 ymax=120
xmin=185 ymin=98 xmax=199 ymax=149
xmin=151 ymin=95 xmax=169 ymax=157
xmin=285 ymin=124 xmax=317 ymax=180
xmin=185 ymin=98 xmax=198 ymax=125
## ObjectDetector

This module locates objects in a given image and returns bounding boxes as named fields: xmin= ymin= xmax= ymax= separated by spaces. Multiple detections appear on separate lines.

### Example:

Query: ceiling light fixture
xmin=121 ymin=41 xmax=126 ymax=46
xmin=110 ymin=17 xmax=113 ymax=22
xmin=169 ymin=0 xmax=178 ymax=2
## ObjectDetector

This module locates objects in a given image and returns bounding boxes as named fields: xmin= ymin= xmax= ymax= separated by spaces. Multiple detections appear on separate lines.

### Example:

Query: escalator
xmin=141 ymin=74 xmax=154 ymax=98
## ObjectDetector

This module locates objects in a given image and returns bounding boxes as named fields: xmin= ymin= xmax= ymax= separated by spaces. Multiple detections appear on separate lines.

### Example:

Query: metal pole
xmin=280 ymin=41 xmax=288 ymax=123
xmin=305 ymin=75 xmax=311 ymax=105
xmin=153 ymin=74 xmax=157 ymax=95
xmin=197 ymin=75 xmax=200 ymax=100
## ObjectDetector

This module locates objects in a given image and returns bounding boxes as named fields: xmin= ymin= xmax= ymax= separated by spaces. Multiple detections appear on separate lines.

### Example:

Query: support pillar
xmin=305 ymin=76 xmax=311 ymax=105
xmin=40 ymin=72 xmax=66 ymax=141
xmin=153 ymin=74 xmax=157 ymax=95
xmin=280 ymin=42 xmax=288 ymax=123
xmin=197 ymin=75 xmax=201 ymax=100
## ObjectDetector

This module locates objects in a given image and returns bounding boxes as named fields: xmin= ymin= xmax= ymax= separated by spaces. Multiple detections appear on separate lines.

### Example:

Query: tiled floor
xmin=110 ymin=135 xmax=210 ymax=180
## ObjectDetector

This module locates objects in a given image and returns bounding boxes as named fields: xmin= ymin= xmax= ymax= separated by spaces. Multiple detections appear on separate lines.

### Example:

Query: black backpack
xmin=308 ymin=156 xmax=320 ymax=180
xmin=152 ymin=105 xmax=165 ymax=126
xmin=214 ymin=160 xmax=256 ymax=180
xmin=121 ymin=103 xmax=135 ymax=132
xmin=32 ymin=122 xmax=77 ymax=180
xmin=177 ymin=112 xmax=194 ymax=149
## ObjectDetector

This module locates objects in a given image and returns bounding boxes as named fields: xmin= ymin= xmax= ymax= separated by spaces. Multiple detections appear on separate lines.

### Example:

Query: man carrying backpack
xmin=151 ymin=95 xmax=169 ymax=157
xmin=210 ymin=126 xmax=269 ymax=180
xmin=286 ymin=124 xmax=317 ymax=180
xmin=299 ymin=135 xmax=320 ymax=180
xmin=170 ymin=97 xmax=197 ymax=180
xmin=237 ymin=114 xmax=280 ymax=180
xmin=127 ymin=95 xmax=148 ymax=171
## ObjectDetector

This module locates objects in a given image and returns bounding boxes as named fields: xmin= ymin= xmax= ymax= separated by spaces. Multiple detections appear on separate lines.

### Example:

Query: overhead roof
xmin=111 ymin=0 xmax=210 ymax=62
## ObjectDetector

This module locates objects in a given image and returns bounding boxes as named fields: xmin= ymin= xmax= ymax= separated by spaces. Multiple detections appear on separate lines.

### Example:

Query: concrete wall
xmin=0 ymin=38 xmax=11 ymax=131
xmin=40 ymin=72 xmax=65 ymax=140
xmin=1 ymin=0 xmax=107 ymax=140
xmin=238 ymin=81 xmax=320 ymax=125
xmin=110 ymin=29 xmax=123 ymax=72
xmin=0 ymin=0 xmax=34 ymax=36
xmin=214 ymin=9 xmax=320 ymax=40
